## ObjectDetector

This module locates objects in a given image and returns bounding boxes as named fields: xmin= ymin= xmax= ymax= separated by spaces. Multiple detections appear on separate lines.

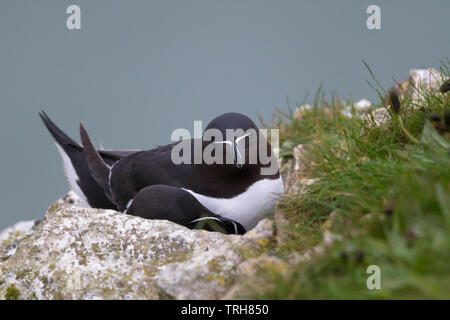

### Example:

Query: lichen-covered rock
xmin=222 ymin=253 xmax=288 ymax=299
xmin=391 ymin=68 xmax=445 ymax=105
xmin=340 ymin=99 xmax=373 ymax=117
xmin=156 ymin=219 xmax=275 ymax=299
xmin=279 ymin=144 xmax=315 ymax=195
xmin=0 ymin=220 xmax=38 ymax=264
xmin=275 ymin=143 xmax=318 ymax=246
xmin=0 ymin=193 xmax=276 ymax=300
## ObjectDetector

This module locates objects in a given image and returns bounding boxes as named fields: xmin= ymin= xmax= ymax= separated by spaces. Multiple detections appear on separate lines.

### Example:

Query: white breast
xmin=182 ymin=176 xmax=284 ymax=231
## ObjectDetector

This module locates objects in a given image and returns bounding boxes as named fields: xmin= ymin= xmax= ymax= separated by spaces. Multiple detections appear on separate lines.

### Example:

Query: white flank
xmin=183 ymin=176 xmax=284 ymax=230
xmin=55 ymin=143 xmax=90 ymax=207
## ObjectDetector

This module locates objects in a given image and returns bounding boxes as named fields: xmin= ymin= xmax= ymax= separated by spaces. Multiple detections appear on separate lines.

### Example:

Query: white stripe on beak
xmin=213 ymin=132 xmax=252 ymax=167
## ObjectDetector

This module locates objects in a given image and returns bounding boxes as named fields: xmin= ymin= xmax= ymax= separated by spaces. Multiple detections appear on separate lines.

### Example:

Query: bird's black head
xmin=203 ymin=112 xmax=260 ymax=169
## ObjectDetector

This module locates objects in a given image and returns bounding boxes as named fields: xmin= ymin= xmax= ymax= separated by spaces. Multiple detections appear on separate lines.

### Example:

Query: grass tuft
xmin=250 ymin=62 xmax=450 ymax=299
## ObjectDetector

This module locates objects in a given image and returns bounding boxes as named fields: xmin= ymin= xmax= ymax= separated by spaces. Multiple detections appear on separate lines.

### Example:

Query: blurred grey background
xmin=0 ymin=0 xmax=449 ymax=229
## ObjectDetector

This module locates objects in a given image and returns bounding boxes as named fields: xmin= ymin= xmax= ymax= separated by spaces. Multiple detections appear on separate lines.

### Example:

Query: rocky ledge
xmin=0 ymin=192 xmax=278 ymax=300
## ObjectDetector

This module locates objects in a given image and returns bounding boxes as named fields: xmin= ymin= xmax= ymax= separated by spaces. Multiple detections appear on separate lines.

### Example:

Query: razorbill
xmin=41 ymin=112 xmax=284 ymax=233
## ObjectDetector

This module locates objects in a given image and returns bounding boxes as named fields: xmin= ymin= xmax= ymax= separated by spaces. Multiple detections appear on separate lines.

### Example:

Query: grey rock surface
xmin=0 ymin=192 xmax=275 ymax=300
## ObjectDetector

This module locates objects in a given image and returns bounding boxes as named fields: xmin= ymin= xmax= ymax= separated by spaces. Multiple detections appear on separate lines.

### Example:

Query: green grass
xmin=249 ymin=63 xmax=450 ymax=299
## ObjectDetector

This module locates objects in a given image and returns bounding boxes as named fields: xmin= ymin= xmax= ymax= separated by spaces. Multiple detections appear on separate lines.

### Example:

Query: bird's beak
xmin=234 ymin=139 xmax=244 ymax=169
xmin=233 ymin=132 xmax=252 ymax=169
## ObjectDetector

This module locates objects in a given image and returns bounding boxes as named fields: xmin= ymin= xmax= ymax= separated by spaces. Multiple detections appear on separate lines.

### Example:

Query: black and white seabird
xmin=41 ymin=112 xmax=284 ymax=234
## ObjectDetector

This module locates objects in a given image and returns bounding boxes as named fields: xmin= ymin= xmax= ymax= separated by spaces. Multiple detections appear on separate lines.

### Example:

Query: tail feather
xmin=40 ymin=111 xmax=118 ymax=209
xmin=39 ymin=111 xmax=81 ymax=149
xmin=40 ymin=110 xmax=137 ymax=163
xmin=79 ymin=124 xmax=114 ymax=203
